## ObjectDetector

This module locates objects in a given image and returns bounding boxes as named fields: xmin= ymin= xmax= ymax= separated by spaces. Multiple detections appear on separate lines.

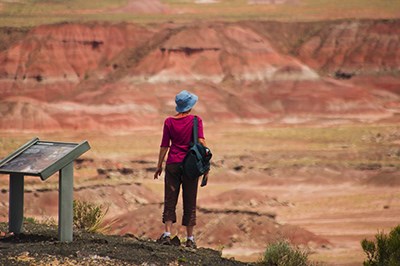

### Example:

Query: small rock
xmin=249 ymin=199 xmax=258 ymax=207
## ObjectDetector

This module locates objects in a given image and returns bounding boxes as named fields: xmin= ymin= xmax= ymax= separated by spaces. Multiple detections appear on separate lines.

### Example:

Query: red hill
xmin=0 ymin=20 xmax=399 ymax=130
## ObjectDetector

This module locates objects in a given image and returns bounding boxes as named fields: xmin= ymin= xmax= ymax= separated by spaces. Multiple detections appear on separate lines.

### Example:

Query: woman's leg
xmin=182 ymin=175 xmax=199 ymax=232
xmin=183 ymin=176 xmax=198 ymax=248
xmin=164 ymin=220 xmax=173 ymax=233
xmin=163 ymin=164 xmax=182 ymax=227
xmin=186 ymin=225 xmax=194 ymax=238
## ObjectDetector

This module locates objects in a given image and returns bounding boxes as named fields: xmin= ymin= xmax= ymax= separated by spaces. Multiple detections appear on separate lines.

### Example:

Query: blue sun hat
xmin=175 ymin=90 xmax=198 ymax=113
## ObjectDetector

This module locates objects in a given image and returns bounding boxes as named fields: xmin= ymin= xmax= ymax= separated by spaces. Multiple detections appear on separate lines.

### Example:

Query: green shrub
xmin=361 ymin=225 xmax=400 ymax=266
xmin=23 ymin=217 xmax=37 ymax=224
xmin=262 ymin=240 xmax=315 ymax=266
xmin=73 ymin=200 xmax=111 ymax=233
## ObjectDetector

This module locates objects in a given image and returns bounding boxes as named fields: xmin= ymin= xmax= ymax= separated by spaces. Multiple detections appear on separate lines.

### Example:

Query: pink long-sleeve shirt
xmin=160 ymin=115 xmax=204 ymax=164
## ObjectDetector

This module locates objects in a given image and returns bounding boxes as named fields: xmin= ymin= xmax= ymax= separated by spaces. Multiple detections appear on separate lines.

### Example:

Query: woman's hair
xmin=179 ymin=109 xmax=191 ymax=114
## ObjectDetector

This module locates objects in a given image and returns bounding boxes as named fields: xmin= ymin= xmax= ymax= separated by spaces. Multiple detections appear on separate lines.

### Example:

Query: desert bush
xmin=361 ymin=225 xmax=400 ymax=266
xmin=73 ymin=200 xmax=111 ymax=233
xmin=262 ymin=240 xmax=316 ymax=266
xmin=23 ymin=217 xmax=37 ymax=224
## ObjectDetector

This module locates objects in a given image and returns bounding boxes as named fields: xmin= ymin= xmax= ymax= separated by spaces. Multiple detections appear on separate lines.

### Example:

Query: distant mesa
xmin=112 ymin=0 xmax=170 ymax=14
xmin=195 ymin=0 xmax=219 ymax=3
xmin=248 ymin=0 xmax=299 ymax=4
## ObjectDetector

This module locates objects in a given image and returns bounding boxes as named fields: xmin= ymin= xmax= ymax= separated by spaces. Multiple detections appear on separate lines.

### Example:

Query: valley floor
xmin=0 ymin=123 xmax=399 ymax=265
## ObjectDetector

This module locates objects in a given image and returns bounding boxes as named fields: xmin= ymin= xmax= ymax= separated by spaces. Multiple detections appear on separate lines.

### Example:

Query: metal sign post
xmin=0 ymin=138 xmax=90 ymax=242
xmin=9 ymin=173 xmax=24 ymax=234
xmin=59 ymin=162 xmax=74 ymax=242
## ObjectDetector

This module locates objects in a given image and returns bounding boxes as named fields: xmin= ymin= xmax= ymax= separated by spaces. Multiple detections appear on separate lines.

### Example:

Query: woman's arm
xmin=154 ymin=146 xmax=169 ymax=179
xmin=198 ymin=138 xmax=207 ymax=147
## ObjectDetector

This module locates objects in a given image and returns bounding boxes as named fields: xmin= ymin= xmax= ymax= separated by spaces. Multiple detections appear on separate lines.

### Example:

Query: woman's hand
xmin=154 ymin=167 xmax=163 ymax=179
xmin=155 ymin=147 xmax=168 ymax=179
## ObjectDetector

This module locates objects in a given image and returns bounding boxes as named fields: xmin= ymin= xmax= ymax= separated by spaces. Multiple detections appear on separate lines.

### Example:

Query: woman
xmin=154 ymin=90 xmax=209 ymax=248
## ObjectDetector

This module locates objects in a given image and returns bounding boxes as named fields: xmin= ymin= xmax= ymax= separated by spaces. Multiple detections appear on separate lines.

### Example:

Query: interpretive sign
xmin=0 ymin=137 xmax=91 ymax=242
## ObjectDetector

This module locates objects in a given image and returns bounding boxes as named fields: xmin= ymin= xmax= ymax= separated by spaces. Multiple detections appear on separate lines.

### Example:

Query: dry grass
xmin=73 ymin=199 xmax=117 ymax=234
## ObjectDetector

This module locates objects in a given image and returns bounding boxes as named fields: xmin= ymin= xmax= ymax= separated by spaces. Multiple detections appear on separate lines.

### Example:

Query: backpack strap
xmin=192 ymin=144 xmax=203 ymax=160
xmin=193 ymin=116 xmax=198 ymax=144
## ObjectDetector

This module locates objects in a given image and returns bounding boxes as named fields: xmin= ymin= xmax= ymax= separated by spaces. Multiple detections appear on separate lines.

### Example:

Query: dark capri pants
xmin=163 ymin=163 xmax=199 ymax=226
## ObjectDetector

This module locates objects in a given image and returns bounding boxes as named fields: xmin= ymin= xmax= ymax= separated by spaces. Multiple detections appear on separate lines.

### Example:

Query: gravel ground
xmin=0 ymin=222 xmax=251 ymax=266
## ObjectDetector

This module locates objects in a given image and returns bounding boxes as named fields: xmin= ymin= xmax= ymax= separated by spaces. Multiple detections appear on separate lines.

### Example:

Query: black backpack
xmin=182 ymin=116 xmax=212 ymax=179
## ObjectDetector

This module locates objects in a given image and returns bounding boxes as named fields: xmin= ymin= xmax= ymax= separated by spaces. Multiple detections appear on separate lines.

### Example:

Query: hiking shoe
xmin=171 ymin=235 xmax=181 ymax=246
xmin=157 ymin=234 xmax=171 ymax=245
xmin=185 ymin=239 xmax=197 ymax=249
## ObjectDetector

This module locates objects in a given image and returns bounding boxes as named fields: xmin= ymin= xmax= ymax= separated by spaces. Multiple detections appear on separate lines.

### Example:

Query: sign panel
xmin=0 ymin=138 xmax=90 ymax=180
xmin=0 ymin=141 xmax=76 ymax=173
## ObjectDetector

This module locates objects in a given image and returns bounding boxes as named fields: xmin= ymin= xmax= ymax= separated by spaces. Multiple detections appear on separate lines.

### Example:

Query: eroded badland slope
xmin=0 ymin=19 xmax=399 ymax=130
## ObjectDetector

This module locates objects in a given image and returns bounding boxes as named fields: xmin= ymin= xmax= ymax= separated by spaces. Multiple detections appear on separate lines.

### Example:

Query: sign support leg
xmin=9 ymin=173 xmax=24 ymax=234
xmin=59 ymin=162 xmax=74 ymax=242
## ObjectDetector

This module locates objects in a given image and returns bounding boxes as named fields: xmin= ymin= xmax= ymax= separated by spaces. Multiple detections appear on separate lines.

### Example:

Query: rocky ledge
xmin=0 ymin=222 xmax=250 ymax=266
